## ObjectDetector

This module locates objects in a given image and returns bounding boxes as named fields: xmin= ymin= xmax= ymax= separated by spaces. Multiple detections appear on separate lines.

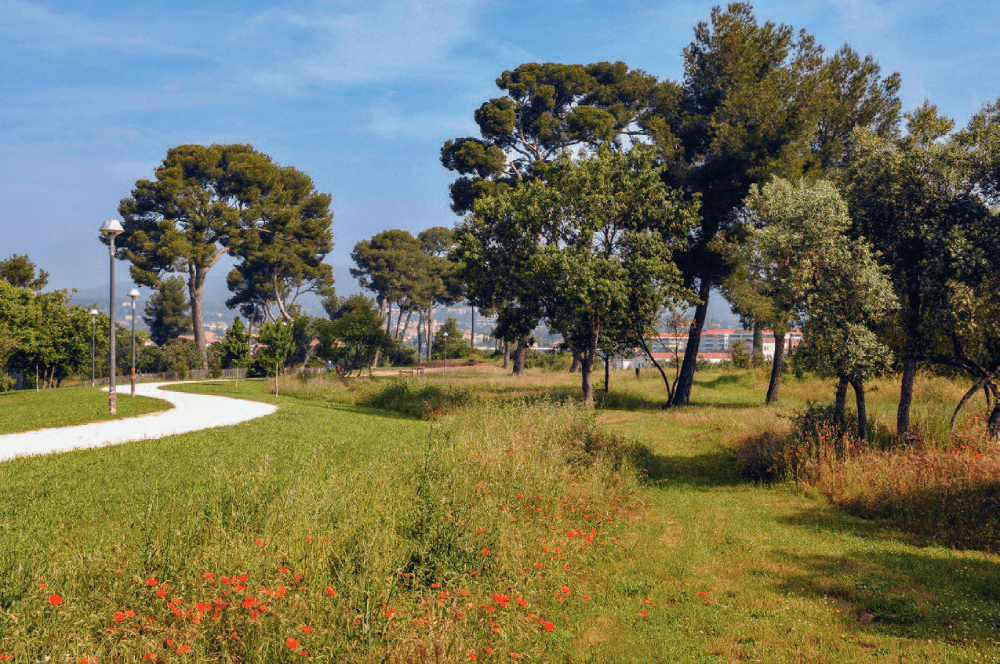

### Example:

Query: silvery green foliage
xmin=743 ymin=177 xmax=897 ymax=382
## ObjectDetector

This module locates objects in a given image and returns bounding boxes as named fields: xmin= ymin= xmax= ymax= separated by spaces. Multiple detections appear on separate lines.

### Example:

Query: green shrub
xmin=169 ymin=360 xmax=188 ymax=380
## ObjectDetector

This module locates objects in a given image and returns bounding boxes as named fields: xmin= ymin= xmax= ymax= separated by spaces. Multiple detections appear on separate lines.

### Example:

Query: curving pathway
xmin=0 ymin=382 xmax=277 ymax=464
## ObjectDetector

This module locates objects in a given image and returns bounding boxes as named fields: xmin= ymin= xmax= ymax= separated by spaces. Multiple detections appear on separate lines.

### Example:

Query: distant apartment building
xmin=644 ymin=329 xmax=803 ymax=364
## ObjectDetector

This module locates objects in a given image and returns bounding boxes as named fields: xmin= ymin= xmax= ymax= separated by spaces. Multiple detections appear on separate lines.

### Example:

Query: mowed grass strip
xmin=0 ymin=385 xmax=170 ymax=434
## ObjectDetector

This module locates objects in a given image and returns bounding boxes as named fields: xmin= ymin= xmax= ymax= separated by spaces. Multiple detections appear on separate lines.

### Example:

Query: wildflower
xmin=203 ymin=572 xmax=214 ymax=579
xmin=542 ymin=621 xmax=555 ymax=631
xmin=584 ymin=595 xmax=591 ymax=600
xmin=640 ymin=610 xmax=648 ymax=616
xmin=468 ymin=654 xmax=477 ymax=659
xmin=49 ymin=594 xmax=63 ymax=605
xmin=256 ymin=538 xmax=265 ymax=547
xmin=481 ymin=549 xmax=490 ymax=555
xmin=38 ymin=583 xmax=47 ymax=589
xmin=286 ymin=637 xmax=300 ymax=650
xmin=302 ymin=625 xmax=313 ymax=633
xmin=516 ymin=598 xmax=527 ymax=606
xmin=698 ymin=592 xmax=707 ymax=597
xmin=113 ymin=611 xmax=126 ymax=621
xmin=146 ymin=579 xmax=158 ymax=586
xmin=326 ymin=587 xmax=337 ymax=597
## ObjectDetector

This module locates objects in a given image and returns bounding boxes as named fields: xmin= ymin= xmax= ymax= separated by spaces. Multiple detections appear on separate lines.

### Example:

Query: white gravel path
xmin=0 ymin=382 xmax=277 ymax=464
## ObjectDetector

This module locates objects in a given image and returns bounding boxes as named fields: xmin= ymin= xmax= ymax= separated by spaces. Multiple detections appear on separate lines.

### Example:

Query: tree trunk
xmin=503 ymin=340 xmax=510 ymax=369
xmin=988 ymin=384 xmax=1000 ymax=443
xmin=471 ymin=307 xmax=475 ymax=353
xmin=850 ymin=376 xmax=868 ymax=441
xmin=569 ymin=351 xmax=582 ymax=373
xmin=834 ymin=375 xmax=848 ymax=426
xmin=951 ymin=377 xmax=990 ymax=430
xmin=602 ymin=352 xmax=610 ymax=393
xmin=671 ymin=278 xmax=712 ymax=406
xmin=425 ymin=308 xmax=434 ymax=362
xmin=897 ymin=354 xmax=918 ymax=441
xmin=752 ymin=327 xmax=763 ymax=365
xmin=764 ymin=330 xmax=786 ymax=405
xmin=638 ymin=338 xmax=674 ymax=402
xmin=512 ymin=335 xmax=528 ymax=375
xmin=272 ymin=274 xmax=293 ymax=321
xmin=399 ymin=308 xmax=414 ymax=345
xmin=189 ymin=266 xmax=209 ymax=368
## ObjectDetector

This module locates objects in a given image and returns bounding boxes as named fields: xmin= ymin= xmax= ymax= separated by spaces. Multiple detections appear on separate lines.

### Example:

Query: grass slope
xmin=1 ymin=369 xmax=998 ymax=662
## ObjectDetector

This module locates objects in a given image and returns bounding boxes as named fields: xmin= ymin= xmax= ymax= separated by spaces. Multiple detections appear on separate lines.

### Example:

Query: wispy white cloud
xmin=243 ymin=0 xmax=485 ymax=86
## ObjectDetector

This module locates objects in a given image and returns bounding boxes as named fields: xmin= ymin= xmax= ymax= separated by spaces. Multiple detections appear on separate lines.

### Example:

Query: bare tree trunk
xmin=988 ymin=384 xmax=1000 ymax=443
xmin=834 ymin=375 xmax=848 ymax=426
xmin=189 ymin=265 xmax=209 ymax=368
xmin=512 ymin=335 xmax=528 ymax=375
xmin=503 ymin=340 xmax=510 ymax=370
xmin=897 ymin=355 xmax=918 ymax=441
xmin=671 ymin=278 xmax=712 ymax=406
xmin=399 ymin=308 xmax=414 ymax=345
xmin=581 ymin=326 xmax=600 ymax=406
xmin=951 ymin=377 xmax=990 ymax=430
xmin=850 ymin=376 xmax=868 ymax=441
xmin=603 ymin=351 xmax=610 ymax=393
xmin=764 ymin=330 xmax=786 ymax=405
xmin=569 ymin=352 xmax=581 ymax=373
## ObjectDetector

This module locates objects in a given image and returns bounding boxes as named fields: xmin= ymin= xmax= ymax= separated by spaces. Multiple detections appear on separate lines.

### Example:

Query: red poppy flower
xmin=146 ymin=579 xmax=158 ymax=587
xmin=542 ymin=621 xmax=554 ymax=631
xmin=256 ymin=538 xmax=265 ymax=547
xmin=49 ymin=594 xmax=63 ymax=605
xmin=286 ymin=637 xmax=299 ymax=650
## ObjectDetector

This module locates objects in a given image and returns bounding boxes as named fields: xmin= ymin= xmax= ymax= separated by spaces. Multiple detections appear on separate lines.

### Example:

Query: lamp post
xmin=129 ymin=288 xmax=139 ymax=396
xmin=443 ymin=332 xmax=448 ymax=368
xmin=89 ymin=308 xmax=98 ymax=387
xmin=100 ymin=219 xmax=124 ymax=414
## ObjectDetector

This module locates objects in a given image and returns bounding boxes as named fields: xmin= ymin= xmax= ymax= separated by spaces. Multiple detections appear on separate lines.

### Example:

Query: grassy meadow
xmin=1 ymin=366 xmax=998 ymax=662
xmin=0 ymin=386 xmax=170 ymax=434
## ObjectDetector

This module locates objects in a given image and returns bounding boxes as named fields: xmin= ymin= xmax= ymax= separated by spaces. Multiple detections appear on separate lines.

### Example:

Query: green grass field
xmin=1 ymin=368 xmax=997 ymax=662
xmin=0 ymin=386 xmax=170 ymax=434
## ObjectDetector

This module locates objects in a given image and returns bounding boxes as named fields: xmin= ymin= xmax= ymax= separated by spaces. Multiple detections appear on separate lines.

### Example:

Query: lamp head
xmin=89 ymin=309 xmax=98 ymax=316
xmin=129 ymin=288 xmax=140 ymax=301
xmin=100 ymin=219 xmax=124 ymax=238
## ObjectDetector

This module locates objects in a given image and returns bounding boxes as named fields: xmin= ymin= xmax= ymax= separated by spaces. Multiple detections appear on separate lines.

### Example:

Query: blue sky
xmin=2 ymin=0 xmax=998 ymax=294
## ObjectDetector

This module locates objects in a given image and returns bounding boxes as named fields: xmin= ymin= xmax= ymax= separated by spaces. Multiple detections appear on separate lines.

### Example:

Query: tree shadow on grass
xmin=639 ymin=449 xmax=745 ymax=489
xmin=768 ymin=506 xmax=1000 ymax=645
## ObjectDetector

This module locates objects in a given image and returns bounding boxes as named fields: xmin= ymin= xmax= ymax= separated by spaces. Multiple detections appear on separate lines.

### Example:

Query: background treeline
xmin=5 ymin=3 xmax=999 ymax=446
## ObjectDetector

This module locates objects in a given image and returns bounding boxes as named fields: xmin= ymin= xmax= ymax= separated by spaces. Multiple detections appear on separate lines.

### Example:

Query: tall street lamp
xmin=89 ymin=308 xmax=98 ymax=387
xmin=129 ymin=288 xmax=139 ymax=396
xmin=443 ymin=331 xmax=448 ymax=368
xmin=100 ymin=219 xmax=124 ymax=415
